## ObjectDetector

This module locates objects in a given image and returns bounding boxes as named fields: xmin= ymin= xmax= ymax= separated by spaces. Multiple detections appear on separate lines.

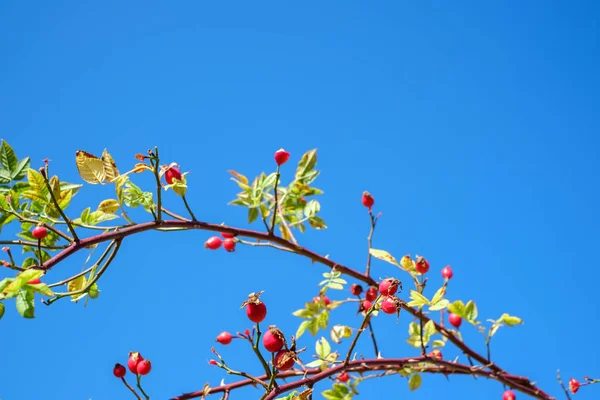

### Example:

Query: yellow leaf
xmin=228 ymin=170 xmax=249 ymax=185
xmin=101 ymin=149 xmax=120 ymax=183
xmin=132 ymin=163 xmax=152 ymax=173
xmin=67 ymin=275 xmax=87 ymax=299
xmin=75 ymin=150 xmax=106 ymax=184
xmin=97 ymin=199 xmax=119 ymax=214
xmin=369 ymin=248 xmax=399 ymax=266
xmin=49 ymin=175 xmax=61 ymax=198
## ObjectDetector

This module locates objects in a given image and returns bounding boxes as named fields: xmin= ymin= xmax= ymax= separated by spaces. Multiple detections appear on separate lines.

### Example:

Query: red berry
xmin=361 ymin=191 xmax=375 ymax=210
xmin=32 ymin=226 xmax=47 ymax=240
xmin=569 ymin=378 xmax=580 ymax=394
xmin=246 ymin=302 xmax=267 ymax=323
xmin=415 ymin=257 xmax=430 ymax=274
xmin=274 ymin=350 xmax=295 ymax=371
xmin=313 ymin=296 xmax=331 ymax=306
xmin=27 ymin=278 xmax=41 ymax=285
xmin=165 ymin=166 xmax=182 ymax=184
xmin=113 ymin=363 xmax=126 ymax=378
xmin=209 ymin=359 xmax=218 ymax=365
xmin=502 ymin=390 xmax=516 ymax=400
xmin=127 ymin=352 xmax=144 ymax=374
xmin=244 ymin=328 xmax=251 ymax=336
xmin=381 ymin=296 xmax=400 ymax=314
xmin=350 ymin=284 xmax=363 ymax=296
xmin=337 ymin=372 xmax=350 ymax=383
xmin=136 ymin=359 xmax=152 ymax=376
xmin=221 ymin=232 xmax=235 ymax=238
xmin=379 ymin=278 xmax=401 ymax=296
xmin=428 ymin=349 xmax=443 ymax=360
xmin=223 ymin=238 xmax=236 ymax=252
xmin=274 ymin=149 xmax=290 ymax=166
xmin=448 ymin=313 xmax=462 ymax=329
xmin=365 ymin=286 xmax=377 ymax=302
xmin=361 ymin=300 xmax=373 ymax=312
xmin=441 ymin=265 xmax=453 ymax=280
xmin=205 ymin=236 xmax=223 ymax=250
xmin=262 ymin=326 xmax=285 ymax=353
xmin=216 ymin=332 xmax=233 ymax=345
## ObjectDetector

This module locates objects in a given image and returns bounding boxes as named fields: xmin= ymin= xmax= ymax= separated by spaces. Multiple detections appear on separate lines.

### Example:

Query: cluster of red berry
xmin=204 ymin=233 xmax=237 ymax=252
xmin=113 ymin=352 xmax=151 ymax=378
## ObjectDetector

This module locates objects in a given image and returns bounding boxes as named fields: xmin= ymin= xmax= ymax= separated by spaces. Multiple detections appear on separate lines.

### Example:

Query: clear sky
xmin=1 ymin=1 xmax=599 ymax=399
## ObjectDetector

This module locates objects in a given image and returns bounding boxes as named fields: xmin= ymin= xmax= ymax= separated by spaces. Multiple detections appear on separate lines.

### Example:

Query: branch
xmin=43 ymin=173 xmax=79 ymax=242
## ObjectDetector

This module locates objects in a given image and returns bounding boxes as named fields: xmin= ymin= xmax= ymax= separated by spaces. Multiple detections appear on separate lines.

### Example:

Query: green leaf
xmin=248 ymin=207 xmax=259 ymax=223
xmin=464 ymin=300 xmax=478 ymax=323
xmin=447 ymin=300 xmax=466 ymax=317
xmin=296 ymin=320 xmax=311 ymax=339
xmin=11 ymin=157 xmax=30 ymax=180
xmin=292 ymin=308 xmax=314 ymax=319
xmin=429 ymin=299 xmax=449 ymax=311
xmin=308 ymin=215 xmax=327 ymax=230
xmin=316 ymin=337 xmax=331 ymax=359
xmin=0 ymin=140 xmax=17 ymax=173
xmin=303 ymin=200 xmax=320 ymax=218
xmin=423 ymin=320 xmax=436 ymax=343
xmin=0 ymin=302 xmax=4 ymax=319
xmin=16 ymin=289 xmax=35 ymax=318
xmin=408 ymin=374 xmax=422 ymax=391
xmin=2 ymin=269 xmax=44 ymax=297
xmin=406 ymin=336 xmax=422 ymax=348
xmin=432 ymin=339 xmax=446 ymax=348
xmin=407 ymin=290 xmax=430 ymax=307
xmin=0 ymin=169 xmax=11 ymax=184
xmin=431 ymin=286 xmax=446 ymax=305
xmin=499 ymin=313 xmax=523 ymax=326
xmin=295 ymin=149 xmax=318 ymax=182
xmin=317 ymin=310 xmax=329 ymax=328
xmin=326 ymin=282 xmax=344 ymax=290
xmin=305 ymin=359 xmax=324 ymax=368
xmin=26 ymin=282 xmax=54 ymax=297
xmin=307 ymin=318 xmax=319 ymax=336
xmin=26 ymin=168 xmax=49 ymax=203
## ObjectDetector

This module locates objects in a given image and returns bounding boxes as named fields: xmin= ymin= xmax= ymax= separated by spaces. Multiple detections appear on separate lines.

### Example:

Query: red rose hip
xmin=313 ymin=295 xmax=331 ymax=306
xmin=127 ymin=352 xmax=144 ymax=374
xmin=113 ymin=363 xmax=126 ymax=378
xmin=415 ymin=256 xmax=430 ymax=274
xmin=448 ymin=313 xmax=462 ymax=328
xmin=209 ymin=359 xmax=218 ymax=365
xmin=381 ymin=296 xmax=400 ymax=314
xmin=223 ymin=238 xmax=236 ymax=252
xmin=274 ymin=149 xmax=290 ymax=166
xmin=165 ymin=166 xmax=182 ymax=184
xmin=361 ymin=191 xmax=375 ymax=210
xmin=216 ymin=332 xmax=233 ymax=345
xmin=365 ymin=286 xmax=377 ymax=302
xmin=262 ymin=326 xmax=285 ymax=353
xmin=379 ymin=278 xmax=401 ymax=296
xmin=361 ymin=300 xmax=373 ymax=312
xmin=136 ymin=359 xmax=152 ymax=376
xmin=221 ymin=232 xmax=235 ymax=238
xmin=337 ymin=372 xmax=350 ymax=382
xmin=441 ymin=265 xmax=453 ymax=280
xmin=502 ymin=390 xmax=516 ymax=400
xmin=350 ymin=284 xmax=363 ymax=296
xmin=569 ymin=378 xmax=580 ymax=394
xmin=32 ymin=225 xmax=47 ymax=240
xmin=274 ymin=350 xmax=295 ymax=371
xmin=205 ymin=236 xmax=223 ymax=250
xmin=242 ymin=292 xmax=267 ymax=323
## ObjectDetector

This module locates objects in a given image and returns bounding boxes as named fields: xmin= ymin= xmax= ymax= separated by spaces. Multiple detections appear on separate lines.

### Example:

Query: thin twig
xmin=182 ymin=195 xmax=196 ymax=221
xmin=557 ymin=370 xmax=572 ymax=400
xmin=0 ymin=240 xmax=67 ymax=250
xmin=367 ymin=321 xmax=380 ymax=357
xmin=136 ymin=375 xmax=151 ymax=400
xmin=365 ymin=211 xmax=376 ymax=277
xmin=161 ymin=207 xmax=190 ymax=221
xmin=121 ymin=377 xmax=143 ymax=400
xmin=150 ymin=148 xmax=162 ymax=222
xmin=344 ymin=296 xmax=380 ymax=365
xmin=253 ymin=323 xmax=272 ymax=378
xmin=269 ymin=166 xmax=280 ymax=235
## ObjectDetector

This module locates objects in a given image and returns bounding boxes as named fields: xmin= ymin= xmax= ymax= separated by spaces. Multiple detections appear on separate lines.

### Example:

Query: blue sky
xmin=1 ymin=1 xmax=599 ymax=399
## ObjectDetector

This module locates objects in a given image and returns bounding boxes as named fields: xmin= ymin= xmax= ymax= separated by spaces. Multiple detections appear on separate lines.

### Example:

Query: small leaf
xmin=16 ymin=289 xmax=35 ymax=318
xmin=432 ymin=339 xmax=446 ymax=348
xmin=429 ymin=299 xmax=449 ymax=311
xmin=292 ymin=308 xmax=314 ymax=319
xmin=447 ymin=300 xmax=466 ymax=318
xmin=228 ymin=170 xmax=249 ymax=185
xmin=67 ymin=276 xmax=87 ymax=299
xmin=308 ymin=216 xmax=327 ymax=229
xmin=101 ymin=149 xmax=119 ymax=183
xmin=0 ymin=140 xmax=18 ymax=173
xmin=407 ymin=290 xmax=430 ymax=307
xmin=305 ymin=359 xmax=324 ymax=368
xmin=317 ymin=310 xmax=329 ymax=329
xmin=248 ymin=207 xmax=259 ymax=223
xmin=330 ymin=325 xmax=352 ymax=344
xmin=0 ymin=302 xmax=4 ymax=319
xmin=369 ymin=248 xmax=399 ymax=266
xmin=464 ymin=300 xmax=478 ymax=322
xmin=431 ymin=286 xmax=446 ymax=305
xmin=499 ymin=313 xmax=523 ymax=326
xmin=11 ymin=157 xmax=30 ymax=180
xmin=408 ymin=374 xmax=422 ymax=391
xmin=296 ymin=320 xmax=311 ymax=339
xmin=423 ymin=320 xmax=436 ymax=343
xmin=315 ymin=337 xmax=331 ymax=359
xmin=75 ymin=150 xmax=105 ymax=184
xmin=97 ymin=199 xmax=119 ymax=214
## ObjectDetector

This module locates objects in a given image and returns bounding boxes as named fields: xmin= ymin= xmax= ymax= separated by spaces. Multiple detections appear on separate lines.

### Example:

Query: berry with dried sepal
xmin=274 ymin=350 xmax=295 ymax=371
xmin=381 ymin=296 xmax=401 ymax=315
xmin=136 ymin=359 xmax=152 ymax=376
xmin=379 ymin=278 xmax=401 ymax=296
xmin=262 ymin=326 xmax=286 ymax=353
xmin=241 ymin=291 xmax=267 ymax=323
xmin=127 ymin=352 xmax=144 ymax=374
xmin=165 ymin=166 xmax=182 ymax=184
xmin=415 ymin=256 xmax=430 ymax=274
xmin=223 ymin=238 xmax=236 ymax=252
